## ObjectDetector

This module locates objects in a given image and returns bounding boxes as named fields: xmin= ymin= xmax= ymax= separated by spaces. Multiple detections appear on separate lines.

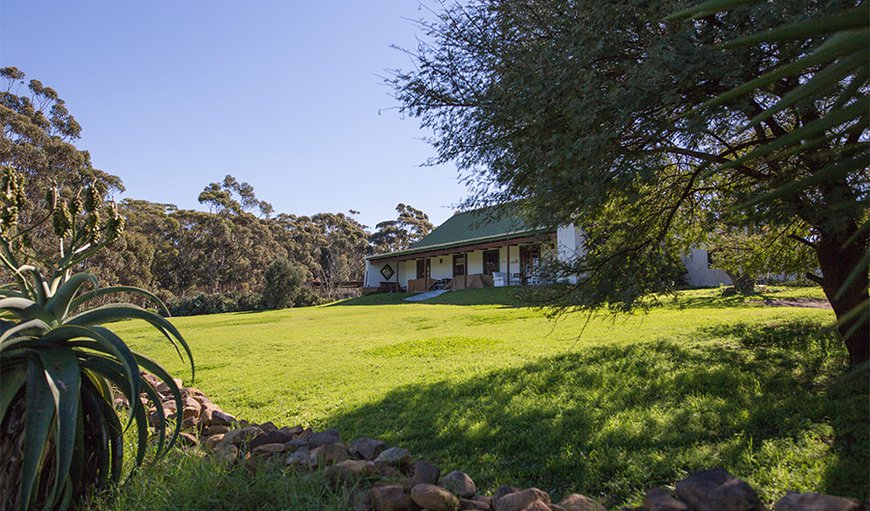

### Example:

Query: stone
xmin=307 ymin=428 xmax=342 ymax=448
xmin=559 ymin=493 xmax=607 ymax=511
xmin=177 ymin=432 xmax=198 ymax=447
xmin=211 ymin=410 xmax=236 ymax=426
xmin=459 ymin=497 xmax=491 ymax=510
xmin=281 ymin=425 xmax=304 ymax=437
xmin=222 ymin=426 xmax=261 ymax=447
xmin=371 ymin=484 xmax=419 ymax=511
xmin=493 ymin=487 xmax=519 ymax=502
xmin=325 ymin=459 xmax=379 ymax=484
xmin=350 ymin=437 xmax=388 ymax=461
xmin=440 ymin=470 xmax=476 ymax=498
xmin=251 ymin=443 xmax=287 ymax=457
xmin=676 ymin=468 xmax=762 ymax=511
xmin=311 ymin=442 xmax=350 ymax=466
xmin=249 ymin=429 xmax=293 ymax=450
xmin=775 ymin=492 xmax=862 ymax=511
xmin=212 ymin=444 xmax=239 ymax=464
xmin=494 ymin=488 xmax=550 ymax=511
xmin=285 ymin=447 xmax=316 ymax=470
xmin=408 ymin=461 xmax=441 ymax=488
xmin=204 ymin=424 xmax=229 ymax=436
xmin=259 ymin=421 xmax=278 ymax=433
xmin=354 ymin=489 xmax=374 ymax=511
xmin=284 ymin=438 xmax=308 ymax=452
xmin=522 ymin=502 xmax=550 ymax=511
xmin=643 ymin=488 xmax=689 ymax=511
xmin=203 ymin=433 xmax=225 ymax=450
xmin=411 ymin=484 xmax=460 ymax=511
xmin=374 ymin=447 xmax=412 ymax=467
xmin=296 ymin=427 xmax=313 ymax=441
xmin=377 ymin=463 xmax=407 ymax=481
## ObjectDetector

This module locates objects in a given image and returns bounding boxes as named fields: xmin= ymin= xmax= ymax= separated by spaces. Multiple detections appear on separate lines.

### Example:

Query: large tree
xmin=370 ymin=203 xmax=434 ymax=253
xmin=390 ymin=0 xmax=868 ymax=363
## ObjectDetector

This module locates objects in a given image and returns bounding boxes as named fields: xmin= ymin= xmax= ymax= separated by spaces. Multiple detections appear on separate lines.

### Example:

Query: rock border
xmin=136 ymin=374 xmax=864 ymax=511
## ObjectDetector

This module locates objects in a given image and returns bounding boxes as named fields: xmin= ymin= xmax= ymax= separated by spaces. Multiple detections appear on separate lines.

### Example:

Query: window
xmin=706 ymin=250 xmax=714 ymax=268
xmin=453 ymin=254 xmax=465 ymax=276
xmin=416 ymin=259 xmax=426 ymax=279
xmin=483 ymin=249 xmax=500 ymax=275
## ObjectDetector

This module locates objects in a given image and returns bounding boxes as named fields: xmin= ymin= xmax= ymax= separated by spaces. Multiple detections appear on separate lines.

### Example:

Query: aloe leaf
xmin=35 ymin=347 xmax=80 ymax=507
xmin=0 ymin=318 xmax=51 ymax=344
xmin=697 ymin=30 xmax=868 ymax=110
xmin=66 ymin=304 xmax=194 ymax=381
xmin=743 ymin=50 xmax=868 ymax=132
xmin=723 ymin=5 xmax=870 ymax=46
xmin=719 ymin=96 xmax=869 ymax=171
xmin=0 ymin=298 xmax=53 ymax=325
xmin=137 ymin=375 xmax=168 ymax=458
xmin=45 ymin=273 xmax=98 ymax=321
xmin=133 ymin=353 xmax=185 ymax=455
xmin=665 ymin=0 xmax=755 ymax=21
xmin=21 ymin=355 xmax=54 ymax=511
xmin=78 ymin=383 xmax=115 ymax=488
xmin=738 ymin=149 xmax=869 ymax=208
xmin=70 ymin=286 xmax=170 ymax=316
xmin=0 ymin=364 xmax=25 ymax=424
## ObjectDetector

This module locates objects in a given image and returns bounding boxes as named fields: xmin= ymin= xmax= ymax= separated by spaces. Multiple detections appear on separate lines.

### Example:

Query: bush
xmin=263 ymin=257 xmax=306 ymax=310
xmin=167 ymin=291 xmax=263 ymax=316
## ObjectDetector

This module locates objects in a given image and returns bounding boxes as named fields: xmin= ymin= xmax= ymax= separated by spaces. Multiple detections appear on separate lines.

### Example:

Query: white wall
xmin=429 ymin=255 xmax=453 ymax=280
xmin=683 ymin=248 xmax=731 ymax=287
xmin=467 ymin=251 xmax=483 ymax=274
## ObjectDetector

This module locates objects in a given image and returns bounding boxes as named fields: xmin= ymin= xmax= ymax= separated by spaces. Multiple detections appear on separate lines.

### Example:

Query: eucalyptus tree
xmin=370 ymin=203 xmax=434 ymax=254
xmin=390 ymin=0 xmax=868 ymax=364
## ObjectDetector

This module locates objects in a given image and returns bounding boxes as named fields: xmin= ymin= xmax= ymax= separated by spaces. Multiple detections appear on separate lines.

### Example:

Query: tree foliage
xmin=389 ymin=0 xmax=868 ymax=363
xmin=262 ymin=256 xmax=306 ymax=309
xmin=370 ymin=203 xmax=434 ymax=254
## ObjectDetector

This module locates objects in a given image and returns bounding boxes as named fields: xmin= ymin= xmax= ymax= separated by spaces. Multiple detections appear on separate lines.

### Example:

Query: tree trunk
xmin=815 ymin=227 xmax=869 ymax=366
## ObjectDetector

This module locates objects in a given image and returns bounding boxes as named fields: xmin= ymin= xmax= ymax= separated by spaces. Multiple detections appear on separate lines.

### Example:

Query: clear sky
xmin=0 ymin=1 xmax=466 ymax=228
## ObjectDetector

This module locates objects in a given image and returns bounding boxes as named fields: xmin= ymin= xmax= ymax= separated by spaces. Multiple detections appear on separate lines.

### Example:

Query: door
xmin=483 ymin=249 xmax=500 ymax=275
xmin=452 ymin=254 xmax=466 ymax=277
xmin=520 ymin=245 xmax=541 ymax=284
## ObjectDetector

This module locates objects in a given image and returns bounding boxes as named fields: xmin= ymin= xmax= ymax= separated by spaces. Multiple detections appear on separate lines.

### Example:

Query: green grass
xmin=92 ymin=448 xmax=356 ymax=511
xmin=111 ymin=285 xmax=867 ymax=508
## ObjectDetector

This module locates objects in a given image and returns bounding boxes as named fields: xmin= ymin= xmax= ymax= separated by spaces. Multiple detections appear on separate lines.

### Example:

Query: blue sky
xmin=0 ymin=1 xmax=466 ymax=227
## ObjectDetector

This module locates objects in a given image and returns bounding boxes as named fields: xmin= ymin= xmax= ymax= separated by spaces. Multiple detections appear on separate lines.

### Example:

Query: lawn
xmin=114 ymin=286 xmax=868 ymax=508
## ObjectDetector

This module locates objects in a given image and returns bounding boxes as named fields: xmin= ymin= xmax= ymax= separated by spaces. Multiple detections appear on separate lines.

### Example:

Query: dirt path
xmin=762 ymin=298 xmax=832 ymax=309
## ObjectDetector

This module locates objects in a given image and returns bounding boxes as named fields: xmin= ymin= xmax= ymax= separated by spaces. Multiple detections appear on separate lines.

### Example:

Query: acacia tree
xmin=390 ymin=0 xmax=868 ymax=364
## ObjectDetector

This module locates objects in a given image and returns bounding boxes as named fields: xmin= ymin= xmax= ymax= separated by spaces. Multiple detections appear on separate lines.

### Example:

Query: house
xmin=363 ymin=206 xmax=729 ymax=293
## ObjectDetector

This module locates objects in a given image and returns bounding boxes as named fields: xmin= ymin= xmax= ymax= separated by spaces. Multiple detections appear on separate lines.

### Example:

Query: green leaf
xmin=21 ymin=355 xmax=54 ymax=511
xmin=697 ymin=29 xmax=869 ymax=110
xmin=723 ymin=5 xmax=870 ymax=47
xmin=718 ymin=96 xmax=869 ymax=172
xmin=45 ymin=273 xmax=98 ymax=321
xmin=66 ymin=304 xmax=194 ymax=381
xmin=35 ymin=347 xmax=80 ymax=507
xmin=743 ymin=50 xmax=868 ymax=132
xmin=70 ymin=285 xmax=170 ymax=316
xmin=0 ymin=364 xmax=25 ymax=425
xmin=665 ymin=0 xmax=756 ymax=21
xmin=134 ymin=353 xmax=185 ymax=456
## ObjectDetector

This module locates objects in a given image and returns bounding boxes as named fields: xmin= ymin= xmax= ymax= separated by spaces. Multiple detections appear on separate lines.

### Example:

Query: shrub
xmin=167 ymin=291 xmax=263 ymax=316
xmin=262 ymin=256 xmax=306 ymax=310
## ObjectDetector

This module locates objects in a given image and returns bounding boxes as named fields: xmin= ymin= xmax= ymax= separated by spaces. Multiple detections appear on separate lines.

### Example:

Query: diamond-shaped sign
xmin=380 ymin=263 xmax=395 ymax=280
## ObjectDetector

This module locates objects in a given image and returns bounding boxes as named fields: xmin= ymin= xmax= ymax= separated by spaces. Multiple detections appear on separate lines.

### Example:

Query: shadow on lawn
xmin=327 ymin=319 xmax=868 ymax=507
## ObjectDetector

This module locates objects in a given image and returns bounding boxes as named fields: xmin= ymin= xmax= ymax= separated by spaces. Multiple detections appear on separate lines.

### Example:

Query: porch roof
xmin=367 ymin=206 xmax=550 ymax=262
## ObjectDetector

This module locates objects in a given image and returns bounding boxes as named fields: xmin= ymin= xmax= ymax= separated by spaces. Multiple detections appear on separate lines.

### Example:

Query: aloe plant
xmin=0 ymin=166 xmax=194 ymax=511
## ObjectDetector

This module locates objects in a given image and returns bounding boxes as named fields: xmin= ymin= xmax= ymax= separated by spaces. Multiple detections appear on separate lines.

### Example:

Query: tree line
xmin=0 ymin=67 xmax=433 ymax=312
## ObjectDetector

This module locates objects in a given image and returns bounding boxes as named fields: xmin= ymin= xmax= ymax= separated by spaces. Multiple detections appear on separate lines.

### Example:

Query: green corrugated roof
xmin=368 ymin=206 xmax=547 ymax=260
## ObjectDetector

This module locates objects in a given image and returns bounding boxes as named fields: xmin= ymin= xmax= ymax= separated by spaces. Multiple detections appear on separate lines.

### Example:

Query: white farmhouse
xmin=364 ymin=206 xmax=729 ymax=293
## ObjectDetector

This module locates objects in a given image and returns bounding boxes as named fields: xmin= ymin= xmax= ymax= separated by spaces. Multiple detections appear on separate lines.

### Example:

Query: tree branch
xmin=788 ymin=234 xmax=816 ymax=249
xmin=805 ymin=272 xmax=824 ymax=286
